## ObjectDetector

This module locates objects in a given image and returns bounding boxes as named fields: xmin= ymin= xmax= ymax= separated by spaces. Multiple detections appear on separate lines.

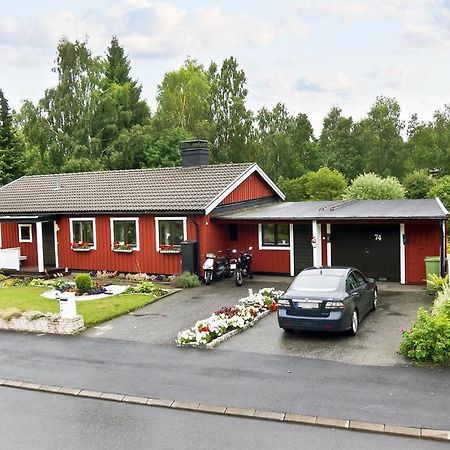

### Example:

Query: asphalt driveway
xmin=84 ymin=277 xmax=432 ymax=366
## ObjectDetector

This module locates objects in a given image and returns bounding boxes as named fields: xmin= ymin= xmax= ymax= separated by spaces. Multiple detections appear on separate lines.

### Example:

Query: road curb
xmin=1 ymin=379 xmax=449 ymax=442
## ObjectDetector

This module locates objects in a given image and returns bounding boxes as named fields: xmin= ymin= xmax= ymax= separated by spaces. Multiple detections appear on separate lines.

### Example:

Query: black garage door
xmin=331 ymin=224 xmax=400 ymax=281
xmin=294 ymin=224 xmax=313 ymax=274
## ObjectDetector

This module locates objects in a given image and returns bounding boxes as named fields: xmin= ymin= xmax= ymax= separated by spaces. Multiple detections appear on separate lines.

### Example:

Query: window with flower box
xmin=111 ymin=218 xmax=139 ymax=252
xmin=69 ymin=218 xmax=96 ymax=251
xmin=155 ymin=217 xmax=187 ymax=253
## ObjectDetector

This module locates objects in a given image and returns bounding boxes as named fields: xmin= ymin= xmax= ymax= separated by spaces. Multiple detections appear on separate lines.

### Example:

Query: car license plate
xmin=230 ymin=263 xmax=236 ymax=270
xmin=297 ymin=302 xmax=319 ymax=309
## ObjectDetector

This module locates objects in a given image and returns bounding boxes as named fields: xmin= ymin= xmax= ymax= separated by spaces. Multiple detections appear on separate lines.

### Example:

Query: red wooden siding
xmin=405 ymin=222 xmax=441 ymax=284
xmin=57 ymin=215 xmax=197 ymax=275
xmin=0 ymin=223 xmax=38 ymax=267
xmin=229 ymin=223 xmax=290 ymax=274
xmin=220 ymin=173 xmax=276 ymax=205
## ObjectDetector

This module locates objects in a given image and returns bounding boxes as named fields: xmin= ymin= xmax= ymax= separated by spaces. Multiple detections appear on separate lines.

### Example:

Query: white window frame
xmin=69 ymin=217 xmax=97 ymax=250
xmin=18 ymin=224 xmax=33 ymax=243
xmin=258 ymin=223 xmax=291 ymax=250
xmin=155 ymin=217 xmax=187 ymax=252
xmin=110 ymin=217 xmax=140 ymax=251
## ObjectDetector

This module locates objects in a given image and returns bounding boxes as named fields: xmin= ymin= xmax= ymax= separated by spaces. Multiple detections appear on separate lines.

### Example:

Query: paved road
xmin=0 ymin=388 xmax=446 ymax=450
xmin=0 ymin=332 xmax=448 ymax=430
xmin=84 ymin=278 xmax=431 ymax=366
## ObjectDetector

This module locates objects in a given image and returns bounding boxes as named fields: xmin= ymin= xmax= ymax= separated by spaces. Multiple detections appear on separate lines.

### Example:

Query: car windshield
xmin=291 ymin=274 xmax=341 ymax=292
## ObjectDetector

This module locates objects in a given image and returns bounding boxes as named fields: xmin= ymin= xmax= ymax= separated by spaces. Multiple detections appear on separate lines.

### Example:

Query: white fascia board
xmin=204 ymin=164 xmax=285 ymax=215
xmin=435 ymin=197 xmax=449 ymax=216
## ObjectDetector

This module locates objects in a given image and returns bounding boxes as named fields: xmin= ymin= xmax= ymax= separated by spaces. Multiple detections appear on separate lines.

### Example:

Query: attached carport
xmin=213 ymin=199 xmax=448 ymax=284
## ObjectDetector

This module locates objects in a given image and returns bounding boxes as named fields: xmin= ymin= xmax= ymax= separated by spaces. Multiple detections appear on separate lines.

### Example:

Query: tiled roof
xmin=0 ymin=163 xmax=257 ymax=214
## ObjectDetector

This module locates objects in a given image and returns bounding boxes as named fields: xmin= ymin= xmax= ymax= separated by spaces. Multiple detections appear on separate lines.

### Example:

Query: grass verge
xmin=0 ymin=286 xmax=163 ymax=328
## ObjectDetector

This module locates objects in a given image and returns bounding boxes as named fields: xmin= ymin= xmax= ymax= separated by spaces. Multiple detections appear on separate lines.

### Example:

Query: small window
xmin=18 ymin=224 xmax=32 ymax=243
xmin=346 ymin=274 xmax=358 ymax=292
xmin=111 ymin=219 xmax=138 ymax=251
xmin=352 ymin=271 xmax=367 ymax=287
xmin=229 ymin=224 xmax=238 ymax=242
xmin=158 ymin=220 xmax=184 ymax=252
xmin=261 ymin=223 xmax=290 ymax=247
xmin=70 ymin=219 xmax=95 ymax=249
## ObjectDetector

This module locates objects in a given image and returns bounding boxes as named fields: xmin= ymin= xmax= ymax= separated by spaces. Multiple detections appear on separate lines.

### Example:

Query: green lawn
xmin=0 ymin=286 xmax=162 ymax=327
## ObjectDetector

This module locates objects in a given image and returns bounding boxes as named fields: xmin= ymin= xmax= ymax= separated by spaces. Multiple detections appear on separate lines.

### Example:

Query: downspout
xmin=191 ymin=214 xmax=201 ymax=275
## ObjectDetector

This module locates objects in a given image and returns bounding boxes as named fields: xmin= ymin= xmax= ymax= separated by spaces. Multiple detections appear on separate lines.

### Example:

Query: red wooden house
xmin=0 ymin=140 xmax=446 ymax=284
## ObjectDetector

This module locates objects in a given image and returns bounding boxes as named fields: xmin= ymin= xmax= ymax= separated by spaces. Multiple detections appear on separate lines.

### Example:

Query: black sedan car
xmin=277 ymin=267 xmax=378 ymax=335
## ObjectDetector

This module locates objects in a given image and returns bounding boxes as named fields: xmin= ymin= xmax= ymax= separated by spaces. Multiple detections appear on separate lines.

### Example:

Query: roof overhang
xmin=0 ymin=215 xmax=59 ymax=223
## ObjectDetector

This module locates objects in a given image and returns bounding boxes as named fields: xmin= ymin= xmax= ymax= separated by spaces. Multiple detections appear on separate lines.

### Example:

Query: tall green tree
xmin=0 ymin=89 xmax=22 ymax=184
xmin=19 ymin=38 xmax=104 ymax=172
xmin=354 ymin=97 xmax=405 ymax=178
xmin=154 ymin=59 xmax=212 ymax=139
xmin=318 ymin=107 xmax=360 ymax=180
xmin=208 ymin=57 xmax=253 ymax=162
xmin=255 ymin=103 xmax=317 ymax=180
xmin=429 ymin=176 xmax=450 ymax=211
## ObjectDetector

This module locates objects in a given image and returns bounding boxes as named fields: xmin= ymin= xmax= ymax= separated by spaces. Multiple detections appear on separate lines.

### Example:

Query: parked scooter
xmin=202 ymin=251 xmax=231 ymax=285
xmin=234 ymin=247 xmax=253 ymax=286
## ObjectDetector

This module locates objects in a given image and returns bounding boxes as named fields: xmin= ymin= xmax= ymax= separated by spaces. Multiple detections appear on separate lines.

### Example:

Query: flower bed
xmin=176 ymin=287 xmax=283 ymax=349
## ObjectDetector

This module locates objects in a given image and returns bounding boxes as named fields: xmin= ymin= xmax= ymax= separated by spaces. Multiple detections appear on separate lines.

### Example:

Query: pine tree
xmin=0 ymin=89 xmax=22 ymax=185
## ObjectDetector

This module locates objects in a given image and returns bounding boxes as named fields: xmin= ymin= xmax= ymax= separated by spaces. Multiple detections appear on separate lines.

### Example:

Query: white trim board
xmin=400 ymin=223 xmax=406 ymax=284
xmin=54 ymin=221 xmax=59 ymax=269
xmin=326 ymin=224 xmax=331 ymax=266
xmin=154 ymin=216 xmax=187 ymax=252
xmin=435 ymin=197 xmax=449 ymax=216
xmin=18 ymin=224 xmax=33 ymax=243
xmin=258 ymin=223 xmax=291 ymax=251
xmin=204 ymin=164 xmax=285 ymax=215
xmin=69 ymin=217 xmax=97 ymax=250
xmin=36 ymin=222 xmax=44 ymax=272
xmin=289 ymin=224 xmax=294 ymax=276
xmin=110 ymin=217 xmax=140 ymax=251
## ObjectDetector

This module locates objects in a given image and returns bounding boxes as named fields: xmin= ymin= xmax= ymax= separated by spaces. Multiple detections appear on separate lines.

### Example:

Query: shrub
xmin=403 ymin=170 xmax=435 ymax=199
xmin=429 ymin=175 xmax=450 ymax=212
xmin=344 ymin=172 xmax=406 ymax=200
xmin=174 ymin=272 xmax=200 ymax=288
xmin=427 ymin=273 xmax=449 ymax=292
xmin=399 ymin=307 xmax=450 ymax=364
xmin=75 ymin=273 xmax=93 ymax=293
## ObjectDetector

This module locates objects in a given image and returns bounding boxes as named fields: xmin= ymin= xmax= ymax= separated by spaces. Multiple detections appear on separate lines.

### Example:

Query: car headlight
xmin=278 ymin=298 xmax=290 ymax=307
xmin=325 ymin=301 xmax=344 ymax=309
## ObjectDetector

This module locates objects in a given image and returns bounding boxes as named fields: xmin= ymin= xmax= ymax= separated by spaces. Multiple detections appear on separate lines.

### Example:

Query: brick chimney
xmin=180 ymin=140 xmax=209 ymax=168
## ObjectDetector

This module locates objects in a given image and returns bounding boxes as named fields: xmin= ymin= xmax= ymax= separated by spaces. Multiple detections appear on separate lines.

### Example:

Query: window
xmin=111 ymin=218 xmax=139 ymax=251
xmin=352 ymin=271 xmax=367 ymax=287
xmin=18 ymin=224 xmax=32 ymax=243
xmin=260 ymin=223 xmax=290 ymax=248
xmin=229 ymin=224 xmax=238 ymax=242
xmin=156 ymin=217 xmax=186 ymax=253
xmin=70 ymin=218 xmax=96 ymax=250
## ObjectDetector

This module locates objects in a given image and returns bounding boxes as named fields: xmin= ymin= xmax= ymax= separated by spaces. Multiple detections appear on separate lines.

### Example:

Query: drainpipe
xmin=191 ymin=214 xmax=200 ymax=275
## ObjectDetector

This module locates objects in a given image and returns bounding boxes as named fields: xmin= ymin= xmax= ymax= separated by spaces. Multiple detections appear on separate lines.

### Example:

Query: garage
xmin=331 ymin=224 xmax=400 ymax=281
xmin=213 ymin=198 xmax=448 ymax=285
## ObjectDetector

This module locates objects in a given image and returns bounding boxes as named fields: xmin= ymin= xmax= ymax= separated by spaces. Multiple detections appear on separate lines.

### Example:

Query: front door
xmin=42 ymin=221 xmax=56 ymax=267
xmin=293 ymin=224 xmax=313 ymax=275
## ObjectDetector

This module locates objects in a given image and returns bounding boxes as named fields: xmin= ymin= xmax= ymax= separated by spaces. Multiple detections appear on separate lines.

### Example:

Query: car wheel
xmin=349 ymin=309 xmax=359 ymax=336
xmin=372 ymin=289 xmax=378 ymax=311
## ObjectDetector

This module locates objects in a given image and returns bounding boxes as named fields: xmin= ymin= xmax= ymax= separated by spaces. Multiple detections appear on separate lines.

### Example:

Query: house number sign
xmin=374 ymin=234 xmax=382 ymax=241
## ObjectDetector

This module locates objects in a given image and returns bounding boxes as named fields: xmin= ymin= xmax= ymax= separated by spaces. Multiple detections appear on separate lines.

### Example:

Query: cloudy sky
xmin=1 ymin=0 xmax=450 ymax=132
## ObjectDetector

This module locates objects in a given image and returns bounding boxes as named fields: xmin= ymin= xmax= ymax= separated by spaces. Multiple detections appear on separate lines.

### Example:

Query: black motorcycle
xmin=234 ymin=247 xmax=253 ymax=286
xmin=202 ymin=251 xmax=231 ymax=285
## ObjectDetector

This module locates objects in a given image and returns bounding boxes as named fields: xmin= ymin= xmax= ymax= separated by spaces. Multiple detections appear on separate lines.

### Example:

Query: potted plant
xmin=112 ymin=242 xmax=134 ymax=253
xmin=72 ymin=241 xmax=92 ymax=252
